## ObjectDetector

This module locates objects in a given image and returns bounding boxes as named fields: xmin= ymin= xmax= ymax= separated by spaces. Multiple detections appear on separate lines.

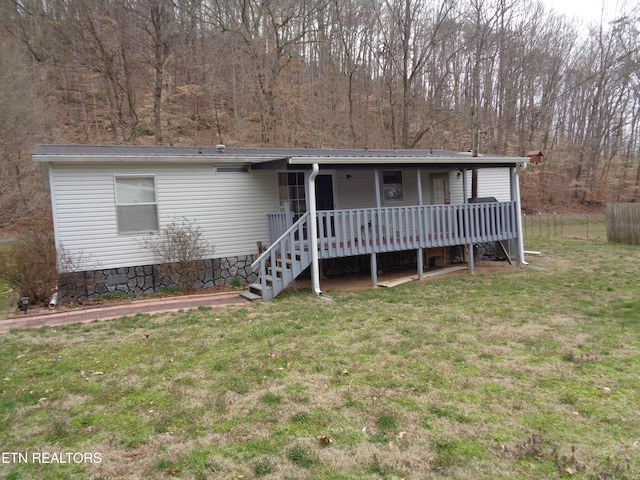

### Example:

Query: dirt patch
xmin=295 ymin=260 xmax=513 ymax=293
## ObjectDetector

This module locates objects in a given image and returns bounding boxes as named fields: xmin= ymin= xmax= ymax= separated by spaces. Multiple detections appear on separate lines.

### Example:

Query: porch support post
xmin=416 ymin=168 xmax=424 ymax=279
xmin=308 ymin=164 xmax=322 ymax=296
xmin=373 ymin=168 xmax=383 ymax=252
xmin=467 ymin=240 xmax=475 ymax=273
xmin=374 ymin=169 xmax=381 ymax=208
xmin=462 ymin=168 xmax=468 ymax=203
xmin=370 ymin=253 xmax=378 ymax=287
xmin=462 ymin=169 xmax=474 ymax=273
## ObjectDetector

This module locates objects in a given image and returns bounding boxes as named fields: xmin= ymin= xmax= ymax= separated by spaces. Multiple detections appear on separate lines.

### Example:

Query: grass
xmin=1 ymin=236 xmax=639 ymax=479
xmin=0 ymin=277 xmax=16 ymax=320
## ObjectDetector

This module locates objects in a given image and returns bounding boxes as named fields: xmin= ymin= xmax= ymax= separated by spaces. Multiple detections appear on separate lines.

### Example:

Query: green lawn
xmin=1 ymin=237 xmax=639 ymax=479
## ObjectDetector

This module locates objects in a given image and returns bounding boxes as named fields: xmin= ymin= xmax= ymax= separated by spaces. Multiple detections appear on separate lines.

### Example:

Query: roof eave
xmin=288 ymin=156 xmax=530 ymax=166
xmin=31 ymin=154 xmax=287 ymax=165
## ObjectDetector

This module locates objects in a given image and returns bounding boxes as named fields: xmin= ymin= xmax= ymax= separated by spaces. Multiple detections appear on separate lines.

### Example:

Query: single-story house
xmin=33 ymin=145 xmax=533 ymax=301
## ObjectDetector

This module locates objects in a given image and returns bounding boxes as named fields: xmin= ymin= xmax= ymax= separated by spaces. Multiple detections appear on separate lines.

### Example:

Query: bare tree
xmin=0 ymin=34 xmax=49 ymax=229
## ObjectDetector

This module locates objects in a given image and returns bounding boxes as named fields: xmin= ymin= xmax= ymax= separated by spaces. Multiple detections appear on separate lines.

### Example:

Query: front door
xmin=315 ymin=174 xmax=335 ymax=210
xmin=431 ymin=173 xmax=450 ymax=205
xmin=315 ymin=174 xmax=335 ymax=237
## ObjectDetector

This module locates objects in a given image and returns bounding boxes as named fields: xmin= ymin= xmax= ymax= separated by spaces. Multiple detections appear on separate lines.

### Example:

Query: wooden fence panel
xmin=605 ymin=203 xmax=640 ymax=245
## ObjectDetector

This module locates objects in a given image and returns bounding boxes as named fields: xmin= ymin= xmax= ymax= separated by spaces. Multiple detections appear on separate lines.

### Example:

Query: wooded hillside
xmin=1 ymin=0 xmax=639 ymax=230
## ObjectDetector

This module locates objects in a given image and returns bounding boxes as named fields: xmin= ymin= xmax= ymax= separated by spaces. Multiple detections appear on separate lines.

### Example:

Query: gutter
xmin=515 ymin=162 xmax=528 ymax=266
xmin=308 ymin=163 xmax=322 ymax=296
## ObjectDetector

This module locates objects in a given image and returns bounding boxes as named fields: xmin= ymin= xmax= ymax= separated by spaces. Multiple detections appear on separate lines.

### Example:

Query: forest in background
xmin=1 ymin=0 xmax=639 ymax=232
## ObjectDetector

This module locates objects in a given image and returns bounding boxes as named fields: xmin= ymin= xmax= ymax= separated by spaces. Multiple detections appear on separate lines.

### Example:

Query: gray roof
xmin=32 ymin=144 xmax=529 ymax=167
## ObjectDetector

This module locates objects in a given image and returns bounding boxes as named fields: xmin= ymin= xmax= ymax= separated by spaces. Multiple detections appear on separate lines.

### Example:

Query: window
xmin=382 ymin=170 xmax=404 ymax=203
xmin=115 ymin=176 xmax=159 ymax=234
xmin=277 ymin=172 xmax=307 ymax=217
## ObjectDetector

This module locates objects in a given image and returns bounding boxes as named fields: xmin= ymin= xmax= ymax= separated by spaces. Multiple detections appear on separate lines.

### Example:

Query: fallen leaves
xmin=317 ymin=434 xmax=333 ymax=446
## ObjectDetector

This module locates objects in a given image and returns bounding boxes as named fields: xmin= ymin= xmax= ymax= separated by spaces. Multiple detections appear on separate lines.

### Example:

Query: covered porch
xmin=250 ymin=151 xmax=531 ymax=300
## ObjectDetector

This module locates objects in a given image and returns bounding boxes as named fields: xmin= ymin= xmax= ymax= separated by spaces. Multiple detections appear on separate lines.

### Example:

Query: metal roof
xmin=32 ymin=144 xmax=529 ymax=166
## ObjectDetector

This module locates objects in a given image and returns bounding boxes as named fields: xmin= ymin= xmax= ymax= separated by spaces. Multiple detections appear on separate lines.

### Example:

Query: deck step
xmin=240 ymin=291 xmax=263 ymax=302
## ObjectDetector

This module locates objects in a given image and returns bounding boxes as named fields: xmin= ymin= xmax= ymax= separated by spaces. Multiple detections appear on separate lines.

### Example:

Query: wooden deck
xmin=251 ymin=202 xmax=519 ymax=300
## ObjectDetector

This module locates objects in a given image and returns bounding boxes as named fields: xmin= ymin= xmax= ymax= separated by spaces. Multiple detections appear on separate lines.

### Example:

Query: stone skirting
xmin=58 ymin=255 xmax=257 ymax=302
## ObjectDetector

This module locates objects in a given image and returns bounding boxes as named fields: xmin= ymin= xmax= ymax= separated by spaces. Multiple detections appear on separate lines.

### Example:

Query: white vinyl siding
xmin=448 ymin=170 xmax=465 ymax=204
xmin=51 ymin=164 xmax=278 ymax=271
xmin=49 ymin=161 xmax=514 ymax=273
xmin=462 ymin=168 xmax=512 ymax=202
xmin=334 ymin=170 xmax=376 ymax=209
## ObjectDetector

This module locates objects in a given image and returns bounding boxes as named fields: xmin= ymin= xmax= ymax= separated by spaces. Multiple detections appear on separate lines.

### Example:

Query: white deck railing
xmin=252 ymin=212 xmax=312 ymax=300
xmin=268 ymin=202 xmax=518 ymax=259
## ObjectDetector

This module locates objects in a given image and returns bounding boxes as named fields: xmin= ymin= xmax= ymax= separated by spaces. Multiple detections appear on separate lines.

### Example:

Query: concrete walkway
xmin=0 ymin=292 xmax=249 ymax=333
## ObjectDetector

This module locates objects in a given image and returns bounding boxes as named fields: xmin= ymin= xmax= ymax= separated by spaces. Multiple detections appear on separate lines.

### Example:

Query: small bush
xmin=0 ymin=235 xmax=58 ymax=304
xmin=141 ymin=218 xmax=214 ymax=292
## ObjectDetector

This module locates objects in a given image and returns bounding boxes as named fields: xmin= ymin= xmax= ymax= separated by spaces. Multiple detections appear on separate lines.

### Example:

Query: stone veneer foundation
xmin=57 ymin=243 xmax=511 ymax=302
xmin=58 ymin=255 xmax=257 ymax=302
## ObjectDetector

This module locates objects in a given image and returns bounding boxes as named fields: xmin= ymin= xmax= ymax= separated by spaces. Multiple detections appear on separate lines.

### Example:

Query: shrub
xmin=141 ymin=218 xmax=214 ymax=292
xmin=0 ymin=235 xmax=57 ymax=304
